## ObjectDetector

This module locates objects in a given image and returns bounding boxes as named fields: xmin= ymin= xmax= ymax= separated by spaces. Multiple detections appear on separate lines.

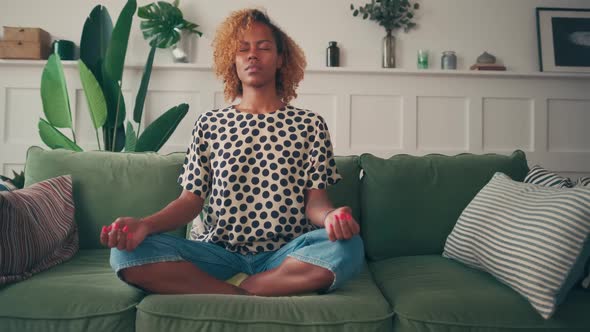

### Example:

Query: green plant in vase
xmin=138 ymin=0 xmax=203 ymax=63
xmin=350 ymin=0 xmax=420 ymax=68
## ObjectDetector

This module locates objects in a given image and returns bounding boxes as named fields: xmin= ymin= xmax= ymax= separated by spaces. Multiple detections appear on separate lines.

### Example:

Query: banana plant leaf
xmin=78 ymin=60 xmax=107 ymax=130
xmin=102 ymin=74 xmax=126 ymax=128
xmin=133 ymin=46 xmax=156 ymax=131
xmin=80 ymin=5 xmax=112 ymax=86
xmin=135 ymin=103 xmax=189 ymax=152
xmin=38 ymin=118 xmax=82 ymax=152
xmin=102 ymin=0 xmax=136 ymax=128
xmin=138 ymin=1 xmax=202 ymax=49
xmin=103 ymin=0 xmax=136 ymax=83
xmin=40 ymin=54 xmax=73 ymax=129
xmin=125 ymin=120 xmax=137 ymax=152
xmin=103 ymin=123 xmax=127 ymax=152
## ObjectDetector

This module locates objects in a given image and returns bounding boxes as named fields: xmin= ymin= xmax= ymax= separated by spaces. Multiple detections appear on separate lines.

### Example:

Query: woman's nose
xmin=247 ymin=49 xmax=259 ymax=60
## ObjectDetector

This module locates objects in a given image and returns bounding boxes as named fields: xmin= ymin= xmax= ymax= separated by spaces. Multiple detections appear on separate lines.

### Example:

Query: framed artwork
xmin=536 ymin=7 xmax=590 ymax=73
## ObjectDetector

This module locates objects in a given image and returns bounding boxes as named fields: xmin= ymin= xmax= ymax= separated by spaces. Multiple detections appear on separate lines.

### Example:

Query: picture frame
xmin=536 ymin=7 xmax=590 ymax=73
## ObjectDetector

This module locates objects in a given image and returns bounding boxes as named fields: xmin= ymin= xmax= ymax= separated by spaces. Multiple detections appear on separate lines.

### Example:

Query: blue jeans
xmin=110 ymin=228 xmax=365 ymax=292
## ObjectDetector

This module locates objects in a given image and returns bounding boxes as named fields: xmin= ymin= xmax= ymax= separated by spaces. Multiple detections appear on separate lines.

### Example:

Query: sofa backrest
xmin=23 ymin=147 xmax=363 ymax=250
xmin=359 ymin=150 xmax=529 ymax=261
xmin=328 ymin=156 xmax=362 ymax=223
xmin=24 ymin=146 xmax=187 ymax=249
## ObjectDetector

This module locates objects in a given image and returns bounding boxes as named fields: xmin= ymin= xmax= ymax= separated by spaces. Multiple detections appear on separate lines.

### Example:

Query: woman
xmin=103 ymin=8 xmax=364 ymax=296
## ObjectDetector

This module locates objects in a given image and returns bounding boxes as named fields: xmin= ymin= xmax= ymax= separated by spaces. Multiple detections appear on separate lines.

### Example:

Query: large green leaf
xmin=114 ymin=123 xmax=126 ymax=152
xmin=138 ymin=1 xmax=202 ymax=49
xmin=136 ymin=103 xmax=189 ymax=152
xmin=78 ymin=60 xmax=107 ymax=130
xmin=125 ymin=120 xmax=137 ymax=152
xmin=40 ymin=54 xmax=72 ymax=129
xmin=102 ymin=122 xmax=126 ymax=152
xmin=38 ymin=118 xmax=82 ymax=152
xmin=80 ymin=5 xmax=112 ymax=86
xmin=133 ymin=46 xmax=156 ymax=126
xmin=102 ymin=74 xmax=126 ymax=128
xmin=103 ymin=0 xmax=136 ymax=83
xmin=102 ymin=0 xmax=135 ymax=128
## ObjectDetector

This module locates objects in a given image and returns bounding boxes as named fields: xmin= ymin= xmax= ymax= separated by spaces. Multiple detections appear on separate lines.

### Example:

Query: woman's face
xmin=235 ymin=22 xmax=283 ymax=90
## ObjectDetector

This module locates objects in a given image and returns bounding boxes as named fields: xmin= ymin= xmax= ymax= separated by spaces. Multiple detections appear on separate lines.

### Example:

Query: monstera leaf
xmin=138 ymin=1 xmax=202 ymax=49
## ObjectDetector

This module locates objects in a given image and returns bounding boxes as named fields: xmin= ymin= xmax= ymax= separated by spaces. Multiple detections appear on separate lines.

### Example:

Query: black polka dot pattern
xmin=178 ymin=105 xmax=342 ymax=254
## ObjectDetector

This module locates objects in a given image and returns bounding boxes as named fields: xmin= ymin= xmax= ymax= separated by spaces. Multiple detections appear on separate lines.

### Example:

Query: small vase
xmin=171 ymin=31 xmax=192 ymax=63
xmin=382 ymin=30 xmax=395 ymax=68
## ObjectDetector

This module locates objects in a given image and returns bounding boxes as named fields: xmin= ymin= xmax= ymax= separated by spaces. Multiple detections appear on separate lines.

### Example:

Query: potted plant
xmin=38 ymin=0 xmax=190 ymax=153
xmin=138 ymin=0 xmax=203 ymax=63
xmin=350 ymin=0 xmax=420 ymax=68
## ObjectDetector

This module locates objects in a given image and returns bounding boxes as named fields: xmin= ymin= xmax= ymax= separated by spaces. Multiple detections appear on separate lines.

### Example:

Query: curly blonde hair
xmin=212 ymin=9 xmax=306 ymax=104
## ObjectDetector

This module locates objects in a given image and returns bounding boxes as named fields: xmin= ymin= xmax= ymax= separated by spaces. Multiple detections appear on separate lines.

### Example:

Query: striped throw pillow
xmin=524 ymin=165 xmax=574 ymax=188
xmin=0 ymin=175 xmax=79 ymax=285
xmin=524 ymin=165 xmax=590 ymax=289
xmin=443 ymin=172 xmax=590 ymax=319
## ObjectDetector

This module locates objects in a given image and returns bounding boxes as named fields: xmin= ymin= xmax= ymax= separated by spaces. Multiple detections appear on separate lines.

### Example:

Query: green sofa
xmin=1 ymin=146 xmax=589 ymax=332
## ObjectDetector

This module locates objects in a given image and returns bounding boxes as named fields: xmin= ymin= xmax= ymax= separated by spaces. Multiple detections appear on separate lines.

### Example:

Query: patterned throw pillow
xmin=443 ymin=172 xmax=590 ymax=319
xmin=524 ymin=165 xmax=590 ymax=288
xmin=0 ymin=175 xmax=79 ymax=285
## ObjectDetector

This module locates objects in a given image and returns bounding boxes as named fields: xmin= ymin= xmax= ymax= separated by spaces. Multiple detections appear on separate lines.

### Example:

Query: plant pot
xmin=382 ymin=30 xmax=395 ymax=68
xmin=170 ymin=30 xmax=193 ymax=63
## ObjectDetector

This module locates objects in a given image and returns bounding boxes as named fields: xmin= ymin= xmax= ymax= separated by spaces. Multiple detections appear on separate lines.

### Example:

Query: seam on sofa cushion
xmin=0 ymin=303 xmax=139 ymax=320
xmin=394 ymin=310 xmax=588 ymax=330
xmin=137 ymin=307 xmax=394 ymax=326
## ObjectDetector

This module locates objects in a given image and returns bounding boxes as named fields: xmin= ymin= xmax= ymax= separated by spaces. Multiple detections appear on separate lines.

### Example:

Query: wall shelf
xmin=2 ymin=59 xmax=590 ymax=80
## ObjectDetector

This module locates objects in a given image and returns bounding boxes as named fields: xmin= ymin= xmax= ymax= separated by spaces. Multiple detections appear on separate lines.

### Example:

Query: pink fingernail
xmin=106 ymin=225 xmax=112 ymax=232
xmin=101 ymin=226 xmax=107 ymax=233
xmin=122 ymin=225 xmax=129 ymax=233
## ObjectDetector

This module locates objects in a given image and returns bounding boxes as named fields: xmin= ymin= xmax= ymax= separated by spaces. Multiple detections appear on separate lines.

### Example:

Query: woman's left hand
xmin=324 ymin=206 xmax=360 ymax=242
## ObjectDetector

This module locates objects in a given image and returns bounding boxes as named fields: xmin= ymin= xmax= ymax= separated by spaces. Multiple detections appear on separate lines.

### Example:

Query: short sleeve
xmin=178 ymin=114 xmax=211 ymax=199
xmin=305 ymin=115 xmax=342 ymax=190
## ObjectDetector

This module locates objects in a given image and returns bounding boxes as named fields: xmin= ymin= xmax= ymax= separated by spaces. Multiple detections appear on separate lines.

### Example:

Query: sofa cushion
xmin=1 ymin=175 xmax=78 ymax=286
xmin=0 ymin=250 xmax=143 ymax=332
xmin=369 ymin=255 xmax=590 ymax=332
xmin=24 ymin=146 xmax=187 ymax=249
xmin=135 ymin=264 xmax=392 ymax=332
xmin=443 ymin=172 xmax=590 ymax=319
xmin=359 ymin=150 xmax=529 ymax=261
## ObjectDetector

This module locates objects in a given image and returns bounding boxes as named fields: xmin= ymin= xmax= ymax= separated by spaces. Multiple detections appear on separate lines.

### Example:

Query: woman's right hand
xmin=100 ymin=217 xmax=150 ymax=252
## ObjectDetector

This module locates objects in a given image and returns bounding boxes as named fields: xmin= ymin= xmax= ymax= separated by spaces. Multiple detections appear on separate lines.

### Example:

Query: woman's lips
xmin=246 ymin=65 xmax=261 ymax=72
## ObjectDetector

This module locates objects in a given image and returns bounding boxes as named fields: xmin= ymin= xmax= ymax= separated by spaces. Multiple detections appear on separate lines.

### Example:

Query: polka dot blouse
xmin=178 ymin=105 xmax=342 ymax=254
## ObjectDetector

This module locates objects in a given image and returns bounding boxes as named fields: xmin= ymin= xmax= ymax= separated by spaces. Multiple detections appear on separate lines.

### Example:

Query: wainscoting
xmin=1 ymin=60 xmax=589 ymax=178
